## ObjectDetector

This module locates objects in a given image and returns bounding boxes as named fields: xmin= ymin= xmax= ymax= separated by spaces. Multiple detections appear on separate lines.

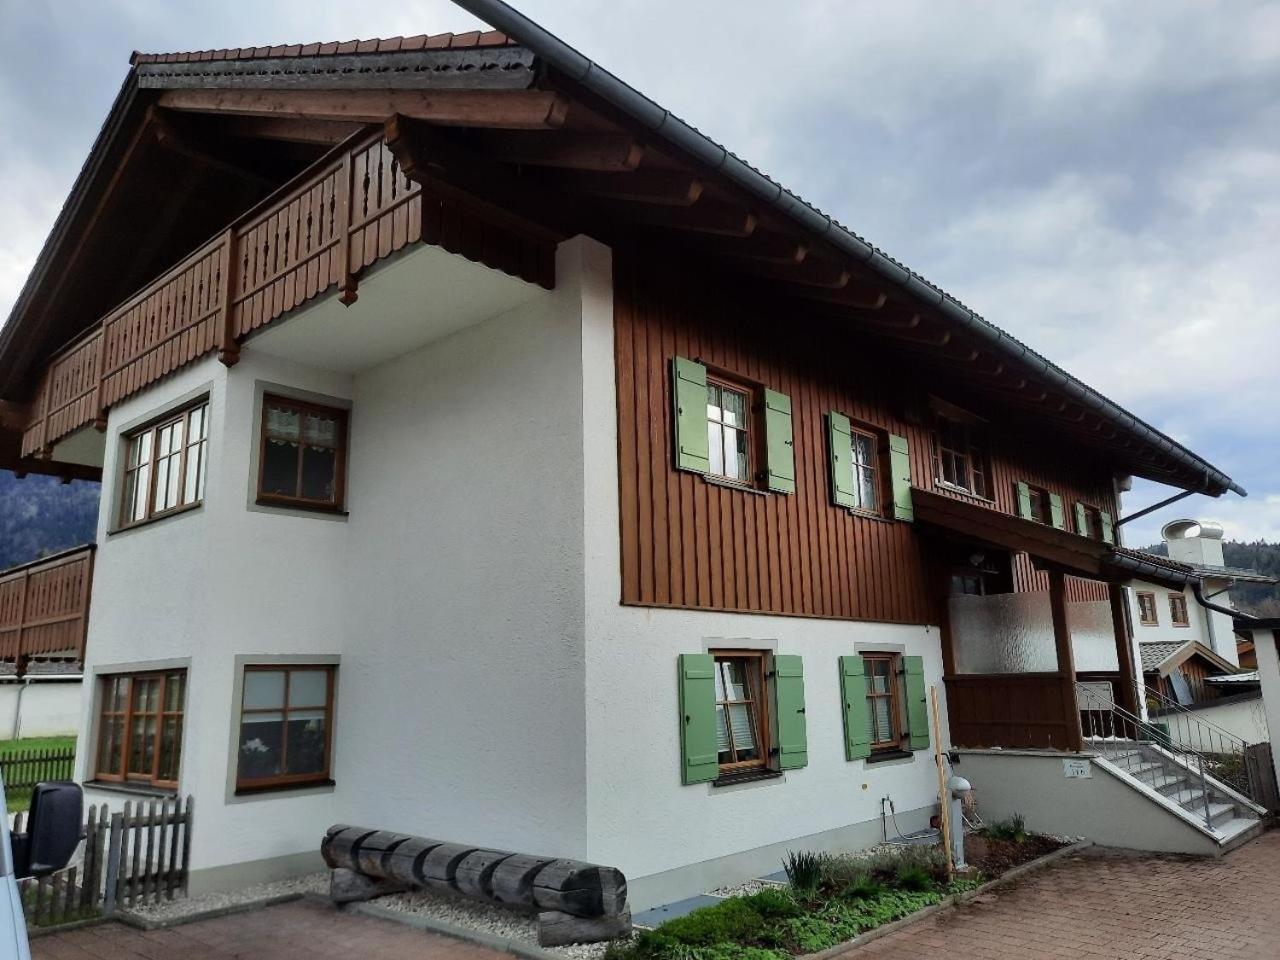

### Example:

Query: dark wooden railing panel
xmin=0 ymin=545 xmax=95 ymax=662
xmin=19 ymin=130 xmax=557 ymax=458
xmin=945 ymin=673 xmax=1076 ymax=751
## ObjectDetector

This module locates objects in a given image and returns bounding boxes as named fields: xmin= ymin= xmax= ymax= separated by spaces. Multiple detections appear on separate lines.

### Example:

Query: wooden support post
xmin=336 ymin=150 xmax=359 ymax=307
xmin=1049 ymin=569 xmax=1083 ymax=752
xmin=216 ymin=228 xmax=240 ymax=367
xmin=1109 ymin=582 xmax=1139 ymax=715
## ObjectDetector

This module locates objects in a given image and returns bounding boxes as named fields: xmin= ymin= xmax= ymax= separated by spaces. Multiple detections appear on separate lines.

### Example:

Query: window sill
xmin=866 ymin=749 xmax=914 ymax=765
xmin=934 ymin=481 xmax=995 ymax=505
xmin=255 ymin=497 xmax=349 ymax=517
xmin=702 ymin=476 xmax=769 ymax=496
xmin=234 ymin=778 xmax=335 ymax=798
xmin=84 ymin=780 xmax=177 ymax=798
xmin=108 ymin=501 xmax=203 ymax=536
xmin=845 ymin=507 xmax=892 ymax=524
xmin=713 ymin=768 xmax=783 ymax=788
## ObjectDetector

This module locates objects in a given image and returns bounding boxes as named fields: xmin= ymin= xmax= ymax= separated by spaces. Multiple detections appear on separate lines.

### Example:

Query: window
xmin=118 ymin=402 xmax=208 ymax=527
xmin=712 ymin=651 xmax=770 ymax=773
xmin=932 ymin=413 xmax=989 ymax=499
xmin=258 ymin=396 xmax=348 ymax=510
xmin=863 ymin=653 xmax=903 ymax=752
xmin=706 ymin=379 xmax=752 ymax=485
xmin=1137 ymin=591 xmax=1159 ymax=626
xmin=236 ymin=665 xmax=335 ymax=791
xmin=1027 ymin=485 xmax=1051 ymax=525
xmin=848 ymin=428 xmax=880 ymax=513
xmin=1079 ymin=504 xmax=1104 ymax=540
xmin=1169 ymin=594 xmax=1190 ymax=627
xmin=95 ymin=671 xmax=186 ymax=788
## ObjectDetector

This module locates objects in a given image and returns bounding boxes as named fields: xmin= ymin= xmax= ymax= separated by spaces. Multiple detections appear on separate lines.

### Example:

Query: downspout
xmin=10 ymin=678 xmax=30 ymax=741
xmin=450 ymin=0 xmax=1248 ymax=497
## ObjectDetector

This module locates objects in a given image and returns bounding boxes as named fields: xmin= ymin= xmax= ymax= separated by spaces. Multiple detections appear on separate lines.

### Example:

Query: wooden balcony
xmin=0 ymin=545 xmax=95 ymax=668
xmin=19 ymin=128 xmax=557 ymax=462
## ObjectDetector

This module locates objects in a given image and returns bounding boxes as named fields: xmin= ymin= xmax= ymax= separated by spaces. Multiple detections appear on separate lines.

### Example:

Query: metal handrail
xmin=1143 ymin=683 xmax=1249 ymax=755
xmin=1075 ymin=682 xmax=1229 ymax=830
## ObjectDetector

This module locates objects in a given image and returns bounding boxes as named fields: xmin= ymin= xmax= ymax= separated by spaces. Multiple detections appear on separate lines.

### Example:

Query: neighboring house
xmin=0 ymin=547 xmax=93 ymax=739
xmin=0 ymin=2 xmax=1266 ymax=904
xmin=1139 ymin=640 xmax=1238 ymax=706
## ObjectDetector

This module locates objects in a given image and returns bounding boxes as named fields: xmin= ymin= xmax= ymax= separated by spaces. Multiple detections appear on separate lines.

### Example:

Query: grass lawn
xmin=0 ymin=736 xmax=77 ymax=813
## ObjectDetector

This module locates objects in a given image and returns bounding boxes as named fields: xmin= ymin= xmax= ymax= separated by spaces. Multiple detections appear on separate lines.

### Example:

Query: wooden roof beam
xmin=731 ymin=255 xmax=850 ymax=289
xmin=158 ymin=89 xmax=571 ymax=129
xmin=532 ymin=169 xmax=703 ymax=205
xmin=480 ymin=131 xmax=644 ymax=171
xmin=206 ymin=115 xmax=366 ymax=145
xmin=614 ymin=199 xmax=758 ymax=236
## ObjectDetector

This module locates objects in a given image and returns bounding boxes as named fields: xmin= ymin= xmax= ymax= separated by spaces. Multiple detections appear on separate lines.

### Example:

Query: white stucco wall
xmin=1155 ymin=695 xmax=1269 ymax=747
xmin=1127 ymin=579 xmax=1238 ymax=668
xmin=577 ymin=241 xmax=947 ymax=909
xmin=0 ymin=680 xmax=83 ymax=739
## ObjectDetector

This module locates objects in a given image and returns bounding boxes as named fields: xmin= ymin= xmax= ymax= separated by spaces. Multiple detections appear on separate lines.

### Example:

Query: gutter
xmin=1108 ymin=551 xmax=1254 ymax=635
xmin=450 ymin=0 xmax=1245 ymax=499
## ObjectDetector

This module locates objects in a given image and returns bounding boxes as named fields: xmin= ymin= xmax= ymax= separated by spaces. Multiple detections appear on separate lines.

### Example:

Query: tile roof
xmin=1139 ymin=641 xmax=1186 ymax=672
xmin=130 ymin=31 xmax=515 ymax=65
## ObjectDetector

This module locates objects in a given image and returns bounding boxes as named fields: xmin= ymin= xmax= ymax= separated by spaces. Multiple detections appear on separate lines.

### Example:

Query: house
xmin=0 ymin=0 xmax=1266 ymax=907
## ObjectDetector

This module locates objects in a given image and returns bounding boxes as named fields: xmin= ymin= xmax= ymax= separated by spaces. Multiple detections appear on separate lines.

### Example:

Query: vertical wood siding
xmin=614 ymin=252 xmax=1118 ymax=624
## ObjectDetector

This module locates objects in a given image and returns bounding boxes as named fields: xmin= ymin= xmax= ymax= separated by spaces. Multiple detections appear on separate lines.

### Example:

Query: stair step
xmin=1150 ymin=773 xmax=1188 ymax=792
xmin=1121 ymin=760 xmax=1165 ymax=778
xmin=1167 ymin=787 xmax=1206 ymax=807
xmin=1206 ymin=802 xmax=1238 ymax=828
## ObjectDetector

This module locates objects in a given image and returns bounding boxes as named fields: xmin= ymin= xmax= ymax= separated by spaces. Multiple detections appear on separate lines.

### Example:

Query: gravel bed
xmin=374 ymin=886 xmax=629 ymax=960
xmin=124 ymin=870 xmax=328 ymax=921
xmin=709 ymin=878 xmax=784 ymax=898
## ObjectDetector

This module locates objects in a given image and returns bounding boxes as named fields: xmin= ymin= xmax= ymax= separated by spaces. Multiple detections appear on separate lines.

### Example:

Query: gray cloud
xmin=2 ymin=0 xmax=1275 ymax=546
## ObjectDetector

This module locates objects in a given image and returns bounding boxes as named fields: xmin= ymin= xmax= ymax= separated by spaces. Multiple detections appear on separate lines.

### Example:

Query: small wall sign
xmin=1063 ymin=758 xmax=1092 ymax=779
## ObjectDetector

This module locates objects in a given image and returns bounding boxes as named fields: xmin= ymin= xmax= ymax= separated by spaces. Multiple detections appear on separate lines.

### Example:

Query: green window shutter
xmin=1100 ymin=510 xmax=1115 ymax=545
xmin=1074 ymin=501 xmax=1088 ymax=535
xmin=902 ymin=656 xmax=930 ymax=751
xmin=1015 ymin=481 xmax=1032 ymax=520
xmin=828 ymin=412 xmax=856 ymax=508
xmin=764 ymin=389 xmax=796 ymax=494
xmin=678 ymin=654 xmax=719 ymax=784
xmin=889 ymin=433 xmax=913 ymax=521
xmin=772 ymin=654 xmax=808 ymax=770
xmin=672 ymin=357 xmax=710 ymax=475
xmin=1049 ymin=493 xmax=1065 ymax=530
xmin=839 ymin=656 xmax=872 ymax=761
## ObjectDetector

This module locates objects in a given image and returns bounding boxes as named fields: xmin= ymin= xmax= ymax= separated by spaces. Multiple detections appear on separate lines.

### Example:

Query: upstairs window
xmin=848 ymin=427 xmax=881 ymax=514
xmin=95 ymin=670 xmax=186 ymax=788
xmin=259 ymin=396 xmax=348 ymax=511
xmin=1137 ymin=591 xmax=1159 ymax=626
xmin=118 ymin=401 xmax=208 ymax=527
xmin=1169 ymin=594 xmax=1190 ymax=627
xmin=706 ymin=379 xmax=752 ymax=485
xmin=1028 ymin=485 xmax=1051 ymax=524
xmin=932 ymin=412 xmax=990 ymax=499
xmin=1074 ymin=502 xmax=1115 ymax=544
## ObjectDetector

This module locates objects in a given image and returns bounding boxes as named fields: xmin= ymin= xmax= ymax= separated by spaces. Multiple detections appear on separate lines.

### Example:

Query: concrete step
xmin=1215 ymin=817 xmax=1264 ymax=851
xmin=1166 ymin=787 xmax=1207 ymax=808
xmin=1150 ymin=772 xmax=1189 ymax=793
xmin=1205 ymin=802 xmax=1238 ymax=829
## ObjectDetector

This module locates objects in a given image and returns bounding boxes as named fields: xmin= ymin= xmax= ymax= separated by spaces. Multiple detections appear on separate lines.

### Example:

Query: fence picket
xmin=0 ymin=746 xmax=76 ymax=792
xmin=104 ymin=810 xmax=123 ymax=915
xmin=166 ymin=796 xmax=181 ymax=900
xmin=156 ymin=797 xmax=169 ymax=905
xmin=62 ymin=865 xmax=78 ymax=921
xmin=79 ymin=805 xmax=96 ymax=912
xmin=180 ymin=795 xmax=193 ymax=895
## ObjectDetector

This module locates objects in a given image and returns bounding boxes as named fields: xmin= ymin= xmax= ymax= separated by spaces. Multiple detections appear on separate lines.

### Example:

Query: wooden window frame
xmin=1169 ymin=594 xmax=1191 ymax=627
xmin=116 ymin=400 xmax=209 ymax=530
xmin=710 ymin=649 xmax=772 ymax=775
xmin=235 ymin=664 xmax=336 ymax=793
xmin=257 ymin=395 xmax=349 ymax=513
xmin=931 ymin=412 xmax=991 ymax=500
xmin=863 ymin=652 xmax=905 ymax=752
xmin=1026 ymin=484 xmax=1052 ymax=525
xmin=1137 ymin=591 xmax=1159 ymax=626
xmin=848 ymin=424 xmax=886 ymax=517
xmin=1078 ymin=502 xmax=1105 ymax=540
xmin=704 ymin=374 xmax=761 ymax=490
xmin=93 ymin=670 xmax=186 ymax=790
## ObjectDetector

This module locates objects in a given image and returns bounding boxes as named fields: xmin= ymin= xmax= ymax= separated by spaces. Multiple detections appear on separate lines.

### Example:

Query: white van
xmin=0 ymin=773 xmax=83 ymax=960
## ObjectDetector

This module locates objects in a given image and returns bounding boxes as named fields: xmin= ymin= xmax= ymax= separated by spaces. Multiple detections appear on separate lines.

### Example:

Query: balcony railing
xmin=0 ymin=545 xmax=95 ymax=666
xmin=20 ymin=128 xmax=556 ymax=460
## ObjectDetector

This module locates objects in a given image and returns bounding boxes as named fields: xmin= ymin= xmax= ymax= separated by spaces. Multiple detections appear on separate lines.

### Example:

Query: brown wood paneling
xmin=0 ymin=546 xmax=95 ymax=663
xmin=614 ymin=249 xmax=1120 ymax=624
xmin=946 ymin=674 xmax=1076 ymax=750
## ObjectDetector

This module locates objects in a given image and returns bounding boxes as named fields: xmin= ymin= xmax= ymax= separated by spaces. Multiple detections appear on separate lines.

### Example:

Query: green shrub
xmin=838 ymin=874 xmax=885 ymax=902
xmin=893 ymin=863 xmax=935 ymax=893
xmin=983 ymin=814 xmax=1027 ymax=844
xmin=782 ymin=851 xmax=827 ymax=898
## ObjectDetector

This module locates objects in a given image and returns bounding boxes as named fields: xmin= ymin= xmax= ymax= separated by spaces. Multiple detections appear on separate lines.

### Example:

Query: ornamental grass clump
xmin=983 ymin=814 xmax=1028 ymax=844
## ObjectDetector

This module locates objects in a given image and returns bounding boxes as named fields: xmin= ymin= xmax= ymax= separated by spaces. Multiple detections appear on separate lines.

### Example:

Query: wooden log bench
xmin=321 ymin=824 xmax=631 ymax=946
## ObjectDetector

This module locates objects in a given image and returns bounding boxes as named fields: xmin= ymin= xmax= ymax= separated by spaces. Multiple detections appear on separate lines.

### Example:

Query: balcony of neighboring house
xmin=0 ymin=545 xmax=94 ymax=676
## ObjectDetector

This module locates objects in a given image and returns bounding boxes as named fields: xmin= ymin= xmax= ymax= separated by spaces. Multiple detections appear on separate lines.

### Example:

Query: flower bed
xmin=608 ymin=819 xmax=1066 ymax=960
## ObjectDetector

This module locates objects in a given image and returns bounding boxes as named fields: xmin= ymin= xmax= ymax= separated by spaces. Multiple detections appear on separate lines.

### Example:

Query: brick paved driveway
xmin=32 ymin=898 xmax=512 ymax=960
xmin=847 ymin=831 xmax=1280 ymax=960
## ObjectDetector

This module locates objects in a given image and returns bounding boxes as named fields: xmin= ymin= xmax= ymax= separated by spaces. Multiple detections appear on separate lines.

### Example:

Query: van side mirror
xmin=11 ymin=782 xmax=83 ymax=879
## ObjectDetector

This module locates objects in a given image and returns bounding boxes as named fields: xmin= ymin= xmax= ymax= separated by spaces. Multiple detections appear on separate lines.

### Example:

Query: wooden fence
xmin=15 ymin=795 xmax=193 ymax=927
xmin=0 ymin=747 xmax=75 ymax=792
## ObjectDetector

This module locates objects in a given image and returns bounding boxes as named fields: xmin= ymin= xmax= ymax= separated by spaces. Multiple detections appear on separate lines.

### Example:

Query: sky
xmin=1 ymin=0 xmax=1277 ymax=548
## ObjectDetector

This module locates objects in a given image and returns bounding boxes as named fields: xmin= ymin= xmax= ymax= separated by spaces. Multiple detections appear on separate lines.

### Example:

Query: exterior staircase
xmin=1085 ymin=736 xmax=1264 ymax=851
xmin=1076 ymin=682 xmax=1267 ymax=852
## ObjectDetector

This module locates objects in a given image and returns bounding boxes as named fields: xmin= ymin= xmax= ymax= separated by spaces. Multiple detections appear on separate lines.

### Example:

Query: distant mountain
xmin=0 ymin=469 xmax=100 ymax=570
xmin=1139 ymin=540 xmax=1280 ymax=618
